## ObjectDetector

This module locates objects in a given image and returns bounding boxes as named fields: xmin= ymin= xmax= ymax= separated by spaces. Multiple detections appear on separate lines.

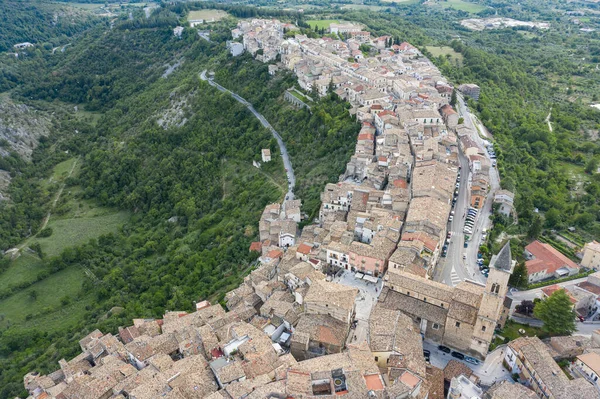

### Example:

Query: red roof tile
xmin=249 ymin=242 xmax=262 ymax=252
xmin=525 ymin=240 xmax=579 ymax=275
xmin=297 ymin=243 xmax=312 ymax=255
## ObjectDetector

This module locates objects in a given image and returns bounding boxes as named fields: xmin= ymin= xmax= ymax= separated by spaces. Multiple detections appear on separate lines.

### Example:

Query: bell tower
xmin=471 ymin=242 xmax=514 ymax=357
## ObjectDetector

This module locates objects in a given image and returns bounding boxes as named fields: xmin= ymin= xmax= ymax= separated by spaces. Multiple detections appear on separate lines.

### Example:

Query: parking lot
xmin=331 ymin=270 xmax=383 ymax=346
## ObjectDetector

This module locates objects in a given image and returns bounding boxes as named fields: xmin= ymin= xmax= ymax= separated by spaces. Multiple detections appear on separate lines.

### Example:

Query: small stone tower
xmin=471 ymin=242 xmax=514 ymax=357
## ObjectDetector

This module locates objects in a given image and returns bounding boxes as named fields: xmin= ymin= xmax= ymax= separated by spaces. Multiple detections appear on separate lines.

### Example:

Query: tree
xmin=527 ymin=215 xmax=543 ymax=239
xmin=585 ymin=157 xmax=598 ymax=174
xmin=509 ymin=262 xmax=528 ymax=289
xmin=29 ymin=290 xmax=37 ymax=301
xmin=450 ymin=89 xmax=457 ymax=107
xmin=534 ymin=289 xmax=576 ymax=336
xmin=458 ymin=117 xmax=464 ymax=124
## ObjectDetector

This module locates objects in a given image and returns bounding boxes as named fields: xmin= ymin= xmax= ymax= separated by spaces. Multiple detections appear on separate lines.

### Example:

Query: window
xmin=432 ymin=323 xmax=439 ymax=330
xmin=481 ymin=326 xmax=486 ymax=332
xmin=455 ymin=322 xmax=461 ymax=328
xmin=423 ymin=297 xmax=427 ymax=302
xmin=374 ymin=356 xmax=379 ymax=362
xmin=407 ymin=291 xmax=410 ymax=296
xmin=441 ymin=303 xmax=444 ymax=308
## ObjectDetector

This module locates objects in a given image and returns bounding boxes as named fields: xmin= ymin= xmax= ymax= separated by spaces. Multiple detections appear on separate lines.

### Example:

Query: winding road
xmin=200 ymin=70 xmax=295 ymax=202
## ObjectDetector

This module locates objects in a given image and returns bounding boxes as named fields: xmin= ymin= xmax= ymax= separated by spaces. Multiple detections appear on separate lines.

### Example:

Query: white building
xmin=582 ymin=242 xmax=600 ymax=270
xmin=494 ymin=189 xmax=515 ymax=217
xmin=261 ymin=148 xmax=272 ymax=162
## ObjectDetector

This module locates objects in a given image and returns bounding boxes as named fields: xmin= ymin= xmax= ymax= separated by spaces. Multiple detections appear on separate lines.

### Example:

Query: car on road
xmin=438 ymin=345 xmax=451 ymax=354
xmin=465 ymin=356 xmax=479 ymax=365
xmin=462 ymin=253 xmax=467 ymax=259
xmin=451 ymin=351 xmax=465 ymax=360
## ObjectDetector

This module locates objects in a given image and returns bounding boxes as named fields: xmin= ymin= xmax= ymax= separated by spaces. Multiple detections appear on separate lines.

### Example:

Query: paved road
xmin=434 ymin=146 xmax=472 ymax=286
xmin=507 ymin=277 xmax=590 ymax=311
xmin=436 ymin=95 xmax=502 ymax=287
xmin=435 ymin=94 xmax=501 ymax=286
xmin=200 ymin=70 xmax=295 ymax=202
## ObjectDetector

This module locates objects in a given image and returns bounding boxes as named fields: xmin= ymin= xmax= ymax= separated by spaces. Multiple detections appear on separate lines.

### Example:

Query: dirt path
xmin=545 ymin=109 xmax=553 ymax=132
xmin=17 ymin=157 xmax=79 ymax=250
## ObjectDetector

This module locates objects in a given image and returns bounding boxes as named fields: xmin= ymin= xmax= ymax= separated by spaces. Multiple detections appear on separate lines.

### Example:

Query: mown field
xmin=187 ymin=9 xmax=229 ymax=22
xmin=0 ymin=158 xmax=130 ymax=332
xmin=426 ymin=45 xmax=464 ymax=66
xmin=433 ymin=0 xmax=487 ymax=13
xmin=306 ymin=19 xmax=340 ymax=29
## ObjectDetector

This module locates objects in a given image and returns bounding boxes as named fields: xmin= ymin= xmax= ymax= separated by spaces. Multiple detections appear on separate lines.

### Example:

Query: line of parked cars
xmin=463 ymin=207 xmax=478 ymax=235
xmin=437 ymin=345 xmax=480 ymax=365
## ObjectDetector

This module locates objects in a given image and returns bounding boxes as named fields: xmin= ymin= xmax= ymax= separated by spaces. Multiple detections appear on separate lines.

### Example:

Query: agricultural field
xmin=0 ymin=252 xmax=46 ymax=293
xmin=306 ymin=19 xmax=340 ymax=29
xmin=432 ymin=0 xmax=487 ymax=13
xmin=32 ymin=209 xmax=130 ymax=258
xmin=0 ymin=267 xmax=89 ymax=331
xmin=426 ymin=45 xmax=464 ymax=65
xmin=380 ymin=0 xmax=419 ymax=4
xmin=187 ymin=9 xmax=229 ymax=22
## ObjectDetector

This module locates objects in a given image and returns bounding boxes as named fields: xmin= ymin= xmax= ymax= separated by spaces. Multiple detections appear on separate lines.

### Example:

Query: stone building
xmin=381 ymin=243 xmax=514 ymax=359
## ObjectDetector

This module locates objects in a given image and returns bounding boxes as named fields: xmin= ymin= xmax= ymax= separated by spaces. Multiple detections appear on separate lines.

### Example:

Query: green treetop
xmin=534 ymin=289 xmax=576 ymax=336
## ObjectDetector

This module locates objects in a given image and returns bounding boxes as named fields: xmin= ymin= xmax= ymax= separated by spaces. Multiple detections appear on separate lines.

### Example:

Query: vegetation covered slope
xmin=0 ymin=1 xmax=101 ymax=52
xmin=0 ymin=8 xmax=360 ymax=398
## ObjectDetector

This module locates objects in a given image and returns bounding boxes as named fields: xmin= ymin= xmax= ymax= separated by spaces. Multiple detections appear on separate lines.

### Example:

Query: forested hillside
xmin=0 ymin=1 xmax=101 ymax=52
xmin=0 ymin=6 xmax=360 ymax=397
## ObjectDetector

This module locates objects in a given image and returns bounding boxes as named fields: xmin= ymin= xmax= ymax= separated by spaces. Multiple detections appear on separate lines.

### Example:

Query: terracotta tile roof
xmin=541 ymin=285 xmax=577 ymax=304
xmin=297 ymin=243 xmax=312 ymax=255
xmin=525 ymin=240 xmax=579 ymax=275
xmin=249 ymin=242 xmax=262 ymax=252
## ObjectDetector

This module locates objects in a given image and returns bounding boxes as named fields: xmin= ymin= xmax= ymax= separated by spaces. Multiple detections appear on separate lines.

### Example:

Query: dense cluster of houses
xmin=22 ymin=19 xmax=600 ymax=399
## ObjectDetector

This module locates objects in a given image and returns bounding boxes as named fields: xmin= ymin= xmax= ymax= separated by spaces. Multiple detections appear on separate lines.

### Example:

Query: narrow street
xmin=435 ymin=95 xmax=500 ymax=286
xmin=200 ymin=70 xmax=295 ymax=202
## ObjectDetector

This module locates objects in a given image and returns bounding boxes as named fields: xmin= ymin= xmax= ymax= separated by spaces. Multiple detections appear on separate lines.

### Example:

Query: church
xmin=379 ymin=243 xmax=514 ymax=359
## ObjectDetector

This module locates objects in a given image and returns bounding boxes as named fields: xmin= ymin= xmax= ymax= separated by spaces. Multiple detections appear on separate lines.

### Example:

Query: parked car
xmin=456 ymin=183 xmax=460 ymax=188
xmin=438 ymin=345 xmax=451 ymax=354
xmin=464 ymin=242 xmax=469 ymax=248
xmin=423 ymin=349 xmax=431 ymax=357
xmin=449 ymin=215 xmax=454 ymax=222
xmin=441 ymin=251 xmax=447 ymax=258
xmin=464 ymin=356 xmax=479 ymax=365
xmin=462 ymin=253 xmax=467 ymax=259
xmin=447 ymin=232 xmax=453 ymax=239
xmin=451 ymin=351 xmax=465 ymax=360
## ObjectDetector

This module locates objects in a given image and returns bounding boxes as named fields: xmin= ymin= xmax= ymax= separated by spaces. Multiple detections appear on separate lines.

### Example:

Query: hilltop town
xmin=22 ymin=19 xmax=600 ymax=399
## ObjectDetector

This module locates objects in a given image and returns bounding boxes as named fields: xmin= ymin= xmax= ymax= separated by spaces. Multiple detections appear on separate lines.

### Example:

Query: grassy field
xmin=0 ymin=267 xmax=87 ymax=330
xmin=341 ymin=4 xmax=388 ymax=10
xmin=0 ymin=252 xmax=46 ymax=293
xmin=33 ymin=210 xmax=130 ymax=258
xmin=426 ymin=46 xmax=464 ymax=65
xmin=435 ymin=0 xmax=487 ymax=13
xmin=380 ymin=0 xmax=419 ymax=3
xmin=187 ymin=9 xmax=229 ymax=22
xmin=306 ymin=19 xmax=340 ymax=29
